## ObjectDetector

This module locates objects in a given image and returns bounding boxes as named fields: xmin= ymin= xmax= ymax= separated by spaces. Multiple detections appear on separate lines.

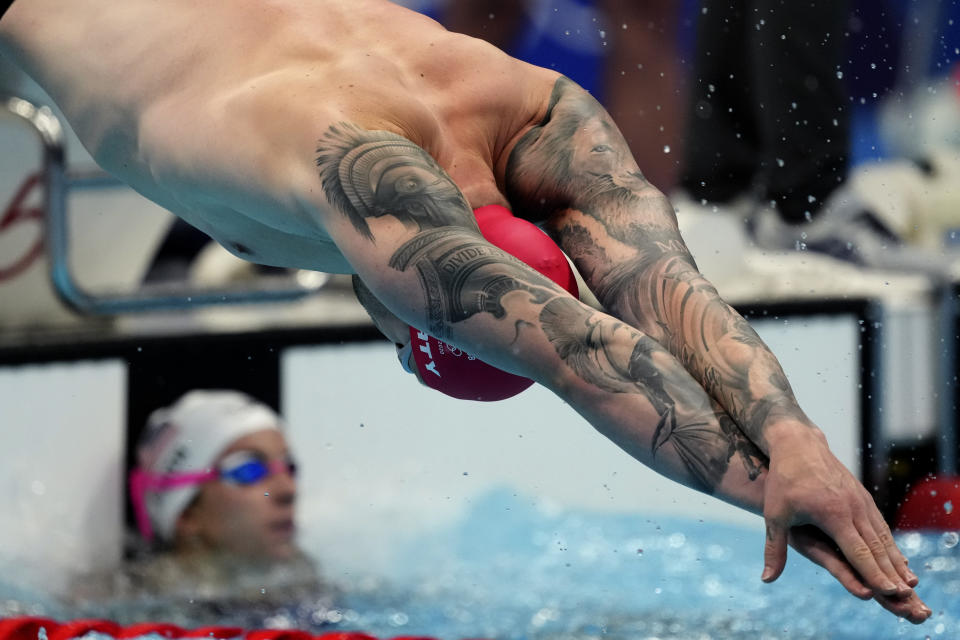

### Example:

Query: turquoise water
xmin=2 ymin=489 xmax=958 ymax=640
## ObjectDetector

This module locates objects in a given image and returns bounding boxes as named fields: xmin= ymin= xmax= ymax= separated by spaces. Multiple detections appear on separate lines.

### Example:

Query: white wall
xmin=0 ymin=359 xmax=126 ymax=591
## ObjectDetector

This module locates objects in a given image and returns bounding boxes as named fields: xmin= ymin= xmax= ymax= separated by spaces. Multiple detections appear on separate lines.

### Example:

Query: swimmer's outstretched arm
xmin=313 ymin=122 xmax=928 ymax=624
xmin=501 ymin=78 xmax=929 ymax=621
xmin=506 ymin=78 xmax=813 ymax=457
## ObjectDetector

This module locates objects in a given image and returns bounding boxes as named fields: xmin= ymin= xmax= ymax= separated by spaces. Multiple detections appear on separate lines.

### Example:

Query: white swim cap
xmin=135 ymin=389 xmax=283 ymax=542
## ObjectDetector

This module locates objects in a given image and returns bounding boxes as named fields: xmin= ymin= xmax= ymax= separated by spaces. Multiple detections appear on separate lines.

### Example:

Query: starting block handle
xmin=3 ymin=94 xmax=328 ymax=314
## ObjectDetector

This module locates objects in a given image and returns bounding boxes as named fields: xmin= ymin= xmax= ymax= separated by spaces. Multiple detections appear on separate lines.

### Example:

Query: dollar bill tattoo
xmin=389 ymin=227 xmax=556 ymax=340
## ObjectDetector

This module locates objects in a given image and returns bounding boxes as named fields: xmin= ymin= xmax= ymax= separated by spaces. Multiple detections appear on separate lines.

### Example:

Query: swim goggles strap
xmin=128 ymin=467 xmax=217 ymax=542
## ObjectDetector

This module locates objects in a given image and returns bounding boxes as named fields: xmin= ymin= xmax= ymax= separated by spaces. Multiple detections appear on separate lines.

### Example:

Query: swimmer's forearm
xmin=570 ymin=225 xmax=814 ymax=454
xmin=533 ymin=304 xmax=769 ymax=508
xmin=502 ymin=77 xmax=811 ymax=453
xmin=540 ymin=180 xmax=812 ymax=452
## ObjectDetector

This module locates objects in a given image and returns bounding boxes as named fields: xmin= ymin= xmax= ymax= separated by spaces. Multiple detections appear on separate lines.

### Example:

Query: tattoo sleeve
xmin=505 ymin=78 xmax=811 ymax=452
xmin=316 ymin=120 xmax=768 ymax=501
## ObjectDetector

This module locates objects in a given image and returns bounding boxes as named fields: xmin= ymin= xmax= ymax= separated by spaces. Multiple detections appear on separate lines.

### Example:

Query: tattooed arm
xmin=315 ymin=122 xmax=767 ymax=507
xmin=505 ymin=76 xmax=806 ymax=456
xmin=502 ymin=78 xmax=925 ymax=616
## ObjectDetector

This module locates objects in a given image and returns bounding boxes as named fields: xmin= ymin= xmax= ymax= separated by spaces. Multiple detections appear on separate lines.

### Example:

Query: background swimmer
xmin=73 ymin=391 xmax=326 ymax=621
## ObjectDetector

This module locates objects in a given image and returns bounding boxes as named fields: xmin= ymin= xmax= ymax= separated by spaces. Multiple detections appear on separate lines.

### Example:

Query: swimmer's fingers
xmin=827 ymin=511 xmax=907 ymax=599
xmin=789 ymin=525 xmax=932 ymax=624
xmin=788 ymin=525 xmax=872 ymax=599
xmin=761 ymin=517 xmax=788 ymax=583
xmin=872 ymin=590 xmax=933 ymax=625
xmin=861 ymin=489 xmax=918 ymax=588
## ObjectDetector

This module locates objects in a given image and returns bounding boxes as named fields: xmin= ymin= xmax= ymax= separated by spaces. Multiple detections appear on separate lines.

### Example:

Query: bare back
xmin=0 ymin=0 xmax=558 ymax=271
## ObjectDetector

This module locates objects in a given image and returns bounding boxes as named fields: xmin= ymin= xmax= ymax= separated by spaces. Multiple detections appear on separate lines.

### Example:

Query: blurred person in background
xmin=440 ymin=0 xmax=687 ymax=191
xmin=677 ymin=0 xmax=949 ymax=277
xmin=73 ymin=390 xmax=329 ymax=623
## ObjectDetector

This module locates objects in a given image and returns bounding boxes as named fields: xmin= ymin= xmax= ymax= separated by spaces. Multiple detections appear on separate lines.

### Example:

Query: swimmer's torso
xmin=0 ymin=0 xmax=558 ymax=271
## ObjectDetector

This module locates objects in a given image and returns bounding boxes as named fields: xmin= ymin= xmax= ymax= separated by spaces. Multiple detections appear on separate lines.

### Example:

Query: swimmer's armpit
xmin=316 ymin=123 xmax=479 ymax=240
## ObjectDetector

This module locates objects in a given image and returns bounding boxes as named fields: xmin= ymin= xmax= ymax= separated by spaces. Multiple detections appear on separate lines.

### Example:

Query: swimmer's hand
xmin=787 ymin=524 xmax=931 ymax=624
xmin=759 ymin=423 xmax=931 ymax=624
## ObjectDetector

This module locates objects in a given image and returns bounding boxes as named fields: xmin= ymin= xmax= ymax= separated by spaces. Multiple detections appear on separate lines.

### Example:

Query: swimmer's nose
xmin=267 ymin=468 xmax=296 ymax=505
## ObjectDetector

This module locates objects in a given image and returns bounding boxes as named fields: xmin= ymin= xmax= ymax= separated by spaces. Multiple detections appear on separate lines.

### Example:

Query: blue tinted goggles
xmin=217 ymin=450 xmax=297 ymax=485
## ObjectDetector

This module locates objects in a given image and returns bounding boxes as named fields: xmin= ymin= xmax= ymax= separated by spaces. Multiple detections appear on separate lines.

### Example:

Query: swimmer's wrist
xmin=762 ymin=418 xmax=826 ymax=453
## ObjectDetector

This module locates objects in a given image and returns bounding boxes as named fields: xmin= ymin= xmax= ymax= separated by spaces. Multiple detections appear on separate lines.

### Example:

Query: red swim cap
xmin=409 ymin=205 xmax=578 ymax=401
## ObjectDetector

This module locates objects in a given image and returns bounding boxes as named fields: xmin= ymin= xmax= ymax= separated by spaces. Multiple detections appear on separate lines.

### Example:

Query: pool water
xmin=2 ymin=488 xmax=958 ymax=640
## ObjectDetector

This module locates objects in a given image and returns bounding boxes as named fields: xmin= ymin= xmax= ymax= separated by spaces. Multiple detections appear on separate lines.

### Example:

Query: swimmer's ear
xmin=173 ymin=501 xmax=202 ymax=548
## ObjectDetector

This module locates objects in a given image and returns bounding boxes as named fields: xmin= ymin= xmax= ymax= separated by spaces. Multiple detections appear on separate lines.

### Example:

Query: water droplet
xmin=776 ymin=158 xmax=785 ymax=167
xmin=945 ymin=500 xmax=954 ymax=514
xmin=264 ymin=492 xmax=270 ymax=497
xmin=836 ymin=71 xmax=844 ymax=79
xmin=940 ymin=531 xmax=958 ymax=549
xmin=663 ymin=145 xmax=671 ymax=153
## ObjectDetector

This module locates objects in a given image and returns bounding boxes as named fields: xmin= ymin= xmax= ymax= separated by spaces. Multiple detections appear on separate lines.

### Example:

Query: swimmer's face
xmin=175 ymin=429 xmax=298 ymax=561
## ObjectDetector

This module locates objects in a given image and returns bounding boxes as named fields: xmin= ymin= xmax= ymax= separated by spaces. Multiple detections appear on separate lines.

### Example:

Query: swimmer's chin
xmin=263 ymin=520 xmax=298 ymax=559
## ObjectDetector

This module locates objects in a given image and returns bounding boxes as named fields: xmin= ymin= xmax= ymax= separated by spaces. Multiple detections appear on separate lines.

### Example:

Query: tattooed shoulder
xmin=505 ymin=77 xmax=650 ymax=220
xmin=315 ymin=122 xmax=475 ymax=241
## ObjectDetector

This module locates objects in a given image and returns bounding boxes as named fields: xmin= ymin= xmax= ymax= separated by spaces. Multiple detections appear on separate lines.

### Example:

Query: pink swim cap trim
xmin=407 ymin=205 xmax=578 ymax=402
